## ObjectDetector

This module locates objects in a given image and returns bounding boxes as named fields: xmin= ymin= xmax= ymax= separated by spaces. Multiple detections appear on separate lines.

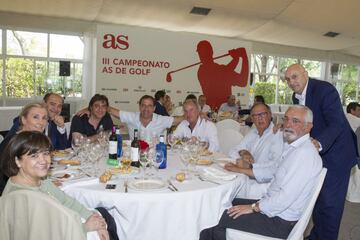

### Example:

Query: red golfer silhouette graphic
xmin=166 ymin=40 xmax=249 ymax=109
xmin=197 ymin=40 xmax=248 ymax=109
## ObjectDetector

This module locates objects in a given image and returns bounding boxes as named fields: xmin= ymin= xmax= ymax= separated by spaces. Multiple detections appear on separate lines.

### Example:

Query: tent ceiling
xmin=1 ymin=0 xmax=360 ymax=58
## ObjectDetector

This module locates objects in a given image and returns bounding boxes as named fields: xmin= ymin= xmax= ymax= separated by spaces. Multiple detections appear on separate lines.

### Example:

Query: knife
xmin=167 ymin=180 xmax=178 ymax=191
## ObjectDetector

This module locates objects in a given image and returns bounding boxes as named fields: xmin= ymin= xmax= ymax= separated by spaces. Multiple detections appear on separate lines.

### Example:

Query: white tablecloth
xmin=62 ymin=152 xmax=245 ymax=240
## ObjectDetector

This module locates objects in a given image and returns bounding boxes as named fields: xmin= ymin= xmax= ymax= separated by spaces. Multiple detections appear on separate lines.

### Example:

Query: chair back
xmin=65 ymin=121 xmax=71 ymax=139
xmin=0 ymin=189 xmax=86 ymax=240
xmin=216 ymin=119 xmax=241 ymax=132
xmin=226 ymin=168 xmax=327 ymax=240
xmin=355 ymin=127 xmax=360 ymax=152
xmin=217 ymin=129 xmax=243 ymax=155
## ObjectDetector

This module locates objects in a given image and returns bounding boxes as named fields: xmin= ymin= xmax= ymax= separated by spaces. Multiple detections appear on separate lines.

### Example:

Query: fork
xmin=167 ymin=179 xmax=178 ymax=191
xmin=198 ymin=175 xmax=220 ymax=185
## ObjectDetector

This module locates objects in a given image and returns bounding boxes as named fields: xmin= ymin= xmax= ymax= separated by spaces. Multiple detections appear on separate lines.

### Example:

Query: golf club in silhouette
xmin=166 ymin=53 xmax=230 ymax=82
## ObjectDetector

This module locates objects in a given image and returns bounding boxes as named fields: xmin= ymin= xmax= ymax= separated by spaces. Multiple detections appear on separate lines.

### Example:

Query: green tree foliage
xmin=254 ymin=82 xmax=276 ymax=104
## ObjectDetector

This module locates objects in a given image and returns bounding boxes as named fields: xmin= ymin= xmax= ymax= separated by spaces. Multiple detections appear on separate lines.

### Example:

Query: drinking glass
xmin=152 ymin=150 xmax=164 ymax=178
xmin=72 ymin=134 xmax=84 ymax=155
xmin=179 ymin=150 xmax=192 ymax=180
xmin=139 ymin=148 xmax=149 ymax=180
xmin=121 ymin=148 xmax=132 ymax=173
xmin=167 ymin=133 xmax=177 ymax=151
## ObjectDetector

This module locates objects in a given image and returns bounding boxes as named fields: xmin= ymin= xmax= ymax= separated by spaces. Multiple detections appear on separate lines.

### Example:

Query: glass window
xmin=0 ymin=30 xmax=2 ymax=54
xmin=302 ymin=59 xmax=322 ymax=78
xmin=50 ymin=34 xmax=84 ymax=59
xmin=253 ymin=55 xmax=279 ymax=75
xmin=6 ymin=30 xmax=47 ymax=57
xmin=66 ymin=63 xmax=83 ymax=97
xmin=253 ymin=74 xmax=277 ymax=104
xmin=0 ymin=60 xmax=3 ymax=97
xmin=35 ymin=61 xmax=48 ymax=96
xmin=5 ymin=58 xmax=35 ymax=98
xmin=47 ymin=61 xmax=65 ymax=95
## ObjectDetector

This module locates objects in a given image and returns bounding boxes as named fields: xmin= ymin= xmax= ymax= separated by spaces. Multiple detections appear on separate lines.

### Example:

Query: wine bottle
xmin=157 ymin=135 xmax=167 ymax=169
xmin=131 ymin=129 xmax=140 ymax=167
xmin=108 ymin=126 xmax=118 ymax=160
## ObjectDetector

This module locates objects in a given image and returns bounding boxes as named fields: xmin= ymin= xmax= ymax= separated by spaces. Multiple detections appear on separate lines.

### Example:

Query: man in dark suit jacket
xmin=5 ymin=93 xmax=68 ymax=150
xmin=285 ymin=64 xmax=358 ymax=240
xmin=154 ymin=90 xmax=169 ymax=116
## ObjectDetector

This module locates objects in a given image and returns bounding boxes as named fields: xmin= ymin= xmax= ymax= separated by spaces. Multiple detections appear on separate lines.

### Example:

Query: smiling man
xmin=173 ymin=99 xmax=219 ymax=152
xmin=6 ymin=93 xmax=68 ymax=150
xmin=199 ymin=105 xmax=322 ymax=240
xmin=285 ymin=63 xmax=358 ymax=240
xmin=226 ymin=103 xmax=283 ymax=199
xmin=70 ymin=94 xmax=113 ymax=143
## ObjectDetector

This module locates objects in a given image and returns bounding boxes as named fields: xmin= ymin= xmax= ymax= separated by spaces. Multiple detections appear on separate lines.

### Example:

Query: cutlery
xmin=168 ymin=186 xmax=175 ymax=192
xmin=124 ymin=180 xmax=128 ymax=193
xmin=167 ymin=179 xmax=178 ymax=191
xmin=198 ymin=175 xmax=220 ymax=185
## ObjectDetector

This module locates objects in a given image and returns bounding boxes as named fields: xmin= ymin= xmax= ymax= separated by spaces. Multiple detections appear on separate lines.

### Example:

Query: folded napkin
xmin=61 ymin=177 xmax=98 ymax=189
xmin=202 ymin=167 xmax=237 ymax=181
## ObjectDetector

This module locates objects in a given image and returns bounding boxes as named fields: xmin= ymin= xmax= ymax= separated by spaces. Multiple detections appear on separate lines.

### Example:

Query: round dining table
xmin=61 ymin=151 xmax=245 ymax=240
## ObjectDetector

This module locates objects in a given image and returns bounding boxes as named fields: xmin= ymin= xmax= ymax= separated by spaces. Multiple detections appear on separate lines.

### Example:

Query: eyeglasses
xmin=284 ymin=71 xmax=305 ymax=82
xmin=251 ymin=112 xmax=268 ymax=119
xmin=282 ymin=116 xmax=304 ymax=125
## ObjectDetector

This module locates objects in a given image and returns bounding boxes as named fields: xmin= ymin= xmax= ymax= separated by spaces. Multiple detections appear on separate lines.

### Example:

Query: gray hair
xmin=287 ymin=105 xmax=313 ymax=123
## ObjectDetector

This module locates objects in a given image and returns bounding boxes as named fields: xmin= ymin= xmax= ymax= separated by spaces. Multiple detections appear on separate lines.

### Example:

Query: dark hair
xmin=154 ymin=90 xmax=166 ymax=101
xmin=43 ymin=92 xmax=64 ymax=103
xmin=1 ymin=131 xmax=53 ymax=177
xmin=254 ymin=95 xmax=265 ymax=104
xmin=139 ymin=95 xmax=155 ymax=106
xmin=88 ymin=94 xmax=109 ymax=111
xmin=346 ymin=102 xmax=360 ymax=113
xmin=250 ymin=103 xmax=271 ymax=114
xmin=185 ymin=94 xmax=197 ymax=101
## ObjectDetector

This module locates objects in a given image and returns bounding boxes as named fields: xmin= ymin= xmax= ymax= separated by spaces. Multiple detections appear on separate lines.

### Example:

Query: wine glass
xmin=121 ymin=148 xmax=132 ymax=173
xmin=139 ymin=148 xmax=149 ymax=180
xmin=167 ymin=133 xmax=177 ymax=151
xmin=179 ymin=150 xmax=192 ymax=180
xmin=152 ymin=150 xmax=164 ymax=178
xmin=72 ymin=134 xmax=84 ymax=155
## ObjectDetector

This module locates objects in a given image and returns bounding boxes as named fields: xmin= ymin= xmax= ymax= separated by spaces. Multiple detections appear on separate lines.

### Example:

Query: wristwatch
xmin=251 ymin=202 xmax=260 ymax=213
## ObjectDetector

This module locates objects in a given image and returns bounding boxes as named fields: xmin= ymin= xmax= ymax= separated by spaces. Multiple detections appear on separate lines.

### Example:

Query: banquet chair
xmin=226 ymin=168 xmax=327 ymax=240
xmin=0 ymin=189 xmax=99 ymax=240
xmin=217 ymin=129 xmax=243 ymax=155
xmin=216 ymin=119 xmax=241 ymax=132
xmin=346 ymin=127 xmax=360 ymax=202
xmin=0 ymin=134 xmax=3 ymax=144
xmin=65 ymin=121 xmax=71 ymax=139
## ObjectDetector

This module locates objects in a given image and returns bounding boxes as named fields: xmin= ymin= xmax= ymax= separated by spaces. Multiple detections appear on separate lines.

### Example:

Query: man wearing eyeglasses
xmin=226 ymin=103 xmax=283 ymax=199
xmin=285 ymin=64 xmax=358 ymax=240
xmin=199 ymin=105 xmax=322 ymax=240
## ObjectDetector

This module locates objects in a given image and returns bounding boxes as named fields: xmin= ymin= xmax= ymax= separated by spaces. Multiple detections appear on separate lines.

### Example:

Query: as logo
xmin=102 ymin=34 xmax=129 ymax=50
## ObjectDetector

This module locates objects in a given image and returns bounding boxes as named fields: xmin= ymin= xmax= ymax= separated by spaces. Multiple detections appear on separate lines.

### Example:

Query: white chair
xmin=0 ymin=189 xmax=99 ymax=240
xmin=0 ymin=134 xmax=3 ymax=144
xmin=216 ymin=119 xmax=241 ymax=132
xmin=226 ymin=168 xmax=327 ymax=240
xmin=217 ymin=129 xmax=243 ymax=155
xmin=346 ymin=127 xmax=360 ymax=202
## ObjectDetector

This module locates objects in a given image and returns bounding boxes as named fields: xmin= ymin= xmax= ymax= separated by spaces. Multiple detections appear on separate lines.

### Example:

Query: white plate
xmin=50 ymin=169 xmax=80 ymax=181
xmin=128 ymin=179 xmax=167 ymax=191
xmin=52 ymin=150 xmax=73 ymax=161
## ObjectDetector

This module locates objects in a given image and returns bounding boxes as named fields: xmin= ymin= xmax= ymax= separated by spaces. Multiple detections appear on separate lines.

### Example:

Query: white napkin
xmin=202 ymin=167 xmax=237 ymax=181
xmin=61 ymin=177 xmax=98 ymax=189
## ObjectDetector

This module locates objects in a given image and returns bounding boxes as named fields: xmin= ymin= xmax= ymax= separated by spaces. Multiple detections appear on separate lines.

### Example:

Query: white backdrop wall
xmin=96 ymin=24 xmax=252 ymax=111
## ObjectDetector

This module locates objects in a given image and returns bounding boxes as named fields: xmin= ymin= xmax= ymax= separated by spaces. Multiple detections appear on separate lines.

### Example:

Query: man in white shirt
xmin=219 ymin=95 xmax=239 ymax=113
xmin=173 ymin=100 xmax=220 ymax=152
xmin=346 ymin=102 xmax=360 ymax=132
xmin=226 ymin=103 xmax=283 ymax=198
xmin=198 ymin=95 xmax=211 ymax=113
xmin=199 ymin=105 xmax=322 ymax=240
xmin=108 ymin=95 xmax=183 ymax=140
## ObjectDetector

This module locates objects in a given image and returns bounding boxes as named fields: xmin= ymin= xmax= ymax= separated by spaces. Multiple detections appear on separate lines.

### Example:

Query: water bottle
xmin=116 ymin=128 xmax=123 ymax=158
xmin=156 ymin=135 xmax=167 ymax=169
